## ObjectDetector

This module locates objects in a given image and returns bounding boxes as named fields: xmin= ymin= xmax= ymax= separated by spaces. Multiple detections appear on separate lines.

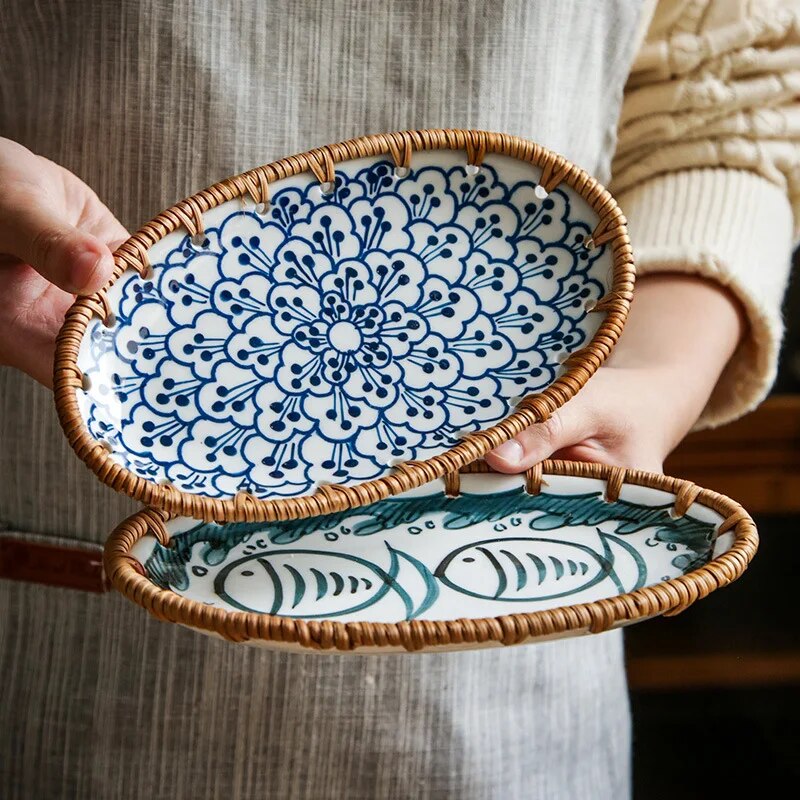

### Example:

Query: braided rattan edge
xmin=55 ymin=129 xmax=635 ymax=522
xmin=104 ymin=460 xmax=757 ymax=652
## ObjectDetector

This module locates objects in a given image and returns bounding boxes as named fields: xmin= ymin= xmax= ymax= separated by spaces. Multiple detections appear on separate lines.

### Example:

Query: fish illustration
xmin=434 ymin=534 xmax=639 ymax=602
xmin=214 ymin=542 xmax=438 ymax=619
xmin=142 ymin=488 xmax=715 ymax=617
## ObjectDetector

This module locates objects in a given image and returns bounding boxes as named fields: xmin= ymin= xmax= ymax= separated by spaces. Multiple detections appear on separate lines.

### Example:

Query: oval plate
xmin=105 ymin=461 xmax=757 ymax=653
xmin=56 ymin=130 xmax=634 ymax=520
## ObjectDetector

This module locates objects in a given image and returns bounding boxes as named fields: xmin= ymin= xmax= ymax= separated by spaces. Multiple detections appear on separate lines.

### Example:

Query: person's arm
xmin=486 ymin=273 xmax=744 ymax=473
xmin=0 ymin=137 xmax=126 ymax=386
xmin=489 ymin=0 xmax=799 ymax=472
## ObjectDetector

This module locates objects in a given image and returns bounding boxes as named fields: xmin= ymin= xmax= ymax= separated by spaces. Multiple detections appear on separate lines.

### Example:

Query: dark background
xmin=629 ymin=254 xmax=800 ymax=797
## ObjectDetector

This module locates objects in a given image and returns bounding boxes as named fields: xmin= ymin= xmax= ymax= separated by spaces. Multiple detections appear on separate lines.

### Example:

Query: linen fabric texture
xmin=1 ymin=1 xmax=798 ymax=798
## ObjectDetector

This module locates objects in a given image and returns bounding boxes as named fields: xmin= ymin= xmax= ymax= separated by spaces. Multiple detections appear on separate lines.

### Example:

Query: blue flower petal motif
xmin=76 ymin=156 xmax=611 ymax=499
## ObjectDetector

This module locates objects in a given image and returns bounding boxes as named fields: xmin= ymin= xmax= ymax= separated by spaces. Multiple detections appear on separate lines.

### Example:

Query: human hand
xmin=0 ymin=138 xmax=128 ymax=386
xmin=485 ymin=274 xmax=745 ymax=474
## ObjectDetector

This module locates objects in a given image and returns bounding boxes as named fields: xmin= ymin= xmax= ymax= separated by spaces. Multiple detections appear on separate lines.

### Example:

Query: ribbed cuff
xmin=616 ymin=168 xmax=794 ymax=429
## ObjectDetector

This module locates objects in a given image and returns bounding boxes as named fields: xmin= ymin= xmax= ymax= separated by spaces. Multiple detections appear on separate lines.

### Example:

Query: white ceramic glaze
xmin=130 ymin=473 xmax=728 ymax=648
xmin=77 ymin=152 xmax=612 ymax=500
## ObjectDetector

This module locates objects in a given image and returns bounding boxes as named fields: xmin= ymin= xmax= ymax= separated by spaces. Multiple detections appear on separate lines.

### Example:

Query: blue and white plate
xmin=116 ymin=470 xmax=754 ymax=653
xmin=73 ymin=148 xmax=627 ymax=506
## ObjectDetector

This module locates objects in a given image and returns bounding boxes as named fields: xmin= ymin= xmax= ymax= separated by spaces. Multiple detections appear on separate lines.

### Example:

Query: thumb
xmin=484 ymin=401 xmax=593 ymax=473
xmin=0 ymin=194 xmax=115 ymax=295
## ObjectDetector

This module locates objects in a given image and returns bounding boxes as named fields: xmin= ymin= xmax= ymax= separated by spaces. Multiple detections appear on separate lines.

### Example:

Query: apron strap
xmin=0 ymin=533 xmax=109 ymax=593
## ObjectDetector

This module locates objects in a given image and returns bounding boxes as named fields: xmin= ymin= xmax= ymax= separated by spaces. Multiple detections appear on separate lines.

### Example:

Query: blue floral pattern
xmin=77 ymin=156 xmax=608 ymax=499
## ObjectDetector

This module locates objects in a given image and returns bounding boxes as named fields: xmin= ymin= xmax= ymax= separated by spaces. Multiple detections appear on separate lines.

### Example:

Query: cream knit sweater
xmin=614 ymin=0 xmax=800 ymax=428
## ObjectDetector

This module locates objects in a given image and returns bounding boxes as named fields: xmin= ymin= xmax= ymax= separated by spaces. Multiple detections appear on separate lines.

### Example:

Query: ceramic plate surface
xmin=112 ymin=467 xmax=756 ymax=653
xmin=63 ymin=137 xmax=631 ymax=511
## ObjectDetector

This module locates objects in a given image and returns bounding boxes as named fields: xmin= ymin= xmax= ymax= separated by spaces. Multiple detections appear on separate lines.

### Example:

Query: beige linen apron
xmin=0 ymin=2 xmax=644 ymax=797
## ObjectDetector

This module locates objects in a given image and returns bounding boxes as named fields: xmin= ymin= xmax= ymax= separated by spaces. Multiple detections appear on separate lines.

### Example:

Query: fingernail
xmin=490 ymin=439 xmax=524 ymax=465
xmin=71 ymin=251 xmax=109 ymax=294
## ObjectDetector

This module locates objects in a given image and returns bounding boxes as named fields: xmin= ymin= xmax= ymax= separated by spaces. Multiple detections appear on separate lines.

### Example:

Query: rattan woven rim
xmin=104 ymin=460 xmax=757 ymax=652
xmin=55 ymin=129 xmax=635 ymax=522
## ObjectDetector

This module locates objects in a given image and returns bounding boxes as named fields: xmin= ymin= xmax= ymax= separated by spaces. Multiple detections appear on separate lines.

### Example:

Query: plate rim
xmin=55 ymin=128 xmax=635 ymax=521
xmin=103 ymin=460 xmax=757 ymax=653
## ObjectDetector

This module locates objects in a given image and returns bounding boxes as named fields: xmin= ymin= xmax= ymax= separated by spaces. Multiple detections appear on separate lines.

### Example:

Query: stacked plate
xmin=53 ymin=130 xmax=757 ymax=653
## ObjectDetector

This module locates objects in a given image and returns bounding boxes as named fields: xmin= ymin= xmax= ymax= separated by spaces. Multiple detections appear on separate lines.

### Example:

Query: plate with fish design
xmin=55 ymin=130 xmax=634 ymax=522
xmin=104 ymin=461 xmax=758 ymax=653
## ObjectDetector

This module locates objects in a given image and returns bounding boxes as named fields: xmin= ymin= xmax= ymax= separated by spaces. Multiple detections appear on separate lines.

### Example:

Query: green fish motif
xmin=141 ymin=488 xmax=718 ymax=616
xmin=434 ymin=530 xmax=647 ymax=602
xmin=215 ymin=542 xmax=439 ymax=619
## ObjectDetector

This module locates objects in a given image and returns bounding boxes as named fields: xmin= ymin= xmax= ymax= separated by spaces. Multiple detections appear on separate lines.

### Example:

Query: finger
xmin=5 ymin=329 xmax=57 ymax=388
xmin=0 ymin=273 xmax=72 ymax=388
xmin=552 ymin=443 xmax=664 ymax=474
xmin=485 ymin=401 xmax=595 ymax=473
xmin=0 ymin=192 xmax=115 ymax=295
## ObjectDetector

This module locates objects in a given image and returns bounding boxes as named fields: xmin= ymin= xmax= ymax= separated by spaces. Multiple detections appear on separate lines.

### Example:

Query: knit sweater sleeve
xmin=611 ymin=0 xmax=800 ymax=429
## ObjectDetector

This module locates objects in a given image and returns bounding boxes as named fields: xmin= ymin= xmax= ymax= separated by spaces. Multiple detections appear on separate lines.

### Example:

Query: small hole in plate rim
xmin=523 ymin=476 xmax=549 ymax=496
xmin=103 ymin=313 xmax=117 ymax=329
xmin=534 ymin=184 xmax=549 ymax=200
xmin=319 ymin=181 xmax=335 ymax=196
xmin=464 ymin=164 xmax=481 ymax=176
xmin=393 ymin=166 xmax=410 ymax=179
xmin=190 ymin=233 xmax=210 ymax=249
xmin=584 ymin=299 xmax=597 ymax=313
xmin=255 ymin=202 xmax=270 ymax=216
xmin=81 ymin=373 xmax=92 ymax=392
